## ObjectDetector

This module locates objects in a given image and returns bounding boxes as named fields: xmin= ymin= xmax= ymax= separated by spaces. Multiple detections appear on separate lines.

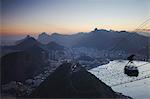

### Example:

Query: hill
xmin=30 ymin=62 xmax=131 ymax=98
xmin=37 ymin=29 xmax=149 ymax=60
xmin=1 ymin=35 xmax=66 ymax=84
xmin=1 ymin=44 xmax=48 ymax=84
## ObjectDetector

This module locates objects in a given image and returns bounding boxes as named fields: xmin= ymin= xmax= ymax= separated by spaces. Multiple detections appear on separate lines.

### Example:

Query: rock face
xmin=1 ymin=44 xmax=48 ymax=84
xmin=30 ymin=63 xmax=131 ymax=98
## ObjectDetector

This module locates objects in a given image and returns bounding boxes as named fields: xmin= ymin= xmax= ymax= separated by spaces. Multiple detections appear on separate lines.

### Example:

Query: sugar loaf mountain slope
xmin=30 ymin=62 xmax=131 ymax=98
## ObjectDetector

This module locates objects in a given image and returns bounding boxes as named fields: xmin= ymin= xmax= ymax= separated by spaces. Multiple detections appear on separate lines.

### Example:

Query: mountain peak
xmin=38 ymin=32 xmax=51 ymax=44
xmin=21 ymin=35 xmax=36 ymax=43
xmin=15 ymin=36 xmax=40 ymax=50
xmin=51 ymin=33 xmax=61 ymax=36
xmin=40 ymin=32 xmax=48 ymax=36
xmin=92 ymin=28 xmax=108 ymax=32
xmin=26 ymin=35 xmax=31 ymax=38
xmin=16 ymin=35 xmax=35 ymax=44
xmin=38 ymin=32 xmax=50 ymax=38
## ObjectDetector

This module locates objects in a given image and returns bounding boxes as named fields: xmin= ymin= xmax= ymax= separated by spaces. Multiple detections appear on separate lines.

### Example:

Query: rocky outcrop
xmin=30 ymin=62 xmax=131 ymax=98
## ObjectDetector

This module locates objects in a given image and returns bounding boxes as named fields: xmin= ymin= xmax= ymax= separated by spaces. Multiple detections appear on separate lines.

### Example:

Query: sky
xmin=1 ymin=0 xmax=150 ymax=36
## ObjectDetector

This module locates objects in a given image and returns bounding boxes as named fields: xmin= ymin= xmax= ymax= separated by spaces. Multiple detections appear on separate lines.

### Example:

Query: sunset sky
xmin=1 ymin=0 xmax=150 ymax=36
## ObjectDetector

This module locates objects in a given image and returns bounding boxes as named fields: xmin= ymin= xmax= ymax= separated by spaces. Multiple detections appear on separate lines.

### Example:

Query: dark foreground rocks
xmin=30 ymin=62 xmax=132 ymax=98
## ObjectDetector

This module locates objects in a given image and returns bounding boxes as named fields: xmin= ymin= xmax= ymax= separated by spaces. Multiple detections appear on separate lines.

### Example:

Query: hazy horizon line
xmin=1 ymin=28 xmax=146 ymax=37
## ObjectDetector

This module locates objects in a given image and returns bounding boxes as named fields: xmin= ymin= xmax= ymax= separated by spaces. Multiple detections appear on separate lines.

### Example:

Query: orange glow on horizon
xmin=1 ymin=20 xmax=139 ymax=36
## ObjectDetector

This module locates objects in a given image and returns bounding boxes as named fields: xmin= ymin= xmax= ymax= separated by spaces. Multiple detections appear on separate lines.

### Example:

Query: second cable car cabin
xmin=124 ymin=54 xmax=139 ymax=77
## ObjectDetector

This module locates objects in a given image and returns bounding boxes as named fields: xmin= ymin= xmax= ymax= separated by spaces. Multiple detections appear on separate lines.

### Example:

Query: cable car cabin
xmin=124 ymin=65 xmax=139 ymax=77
